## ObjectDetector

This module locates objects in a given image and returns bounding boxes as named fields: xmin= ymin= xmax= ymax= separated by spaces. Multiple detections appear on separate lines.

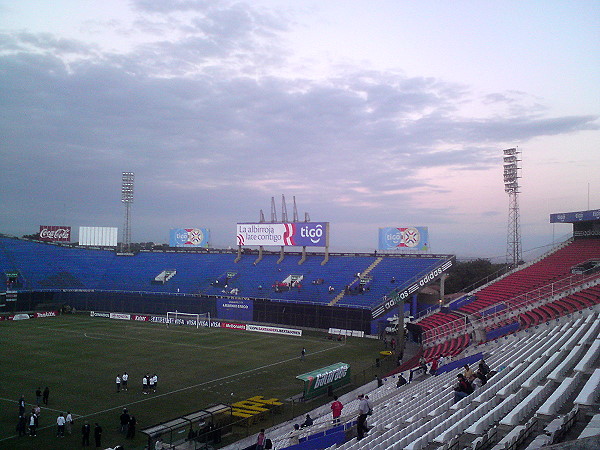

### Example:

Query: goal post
xmin=166 ymin=311 xmax=210 ymax=328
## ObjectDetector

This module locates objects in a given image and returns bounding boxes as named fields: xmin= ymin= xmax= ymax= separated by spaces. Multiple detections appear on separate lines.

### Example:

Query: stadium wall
xmin=9 ymin=291 xmax=373 ymax=333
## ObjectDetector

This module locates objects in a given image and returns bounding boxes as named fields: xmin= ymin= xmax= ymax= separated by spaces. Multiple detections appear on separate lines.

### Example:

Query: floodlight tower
xmin=503 ymin=148 xmax=522 ymax=268
xmin=121 ymin=172 xmax=135 ymax=252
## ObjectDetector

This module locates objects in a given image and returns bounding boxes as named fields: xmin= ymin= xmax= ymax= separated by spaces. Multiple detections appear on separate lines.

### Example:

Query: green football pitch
xmin=0 ymin=314 xmax=386 ymax=449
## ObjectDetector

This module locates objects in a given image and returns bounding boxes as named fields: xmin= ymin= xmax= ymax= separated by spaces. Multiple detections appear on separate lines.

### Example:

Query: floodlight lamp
xmin=503 ymin=148 xmax=517 ymax=156
xmin=121 ymin=172 xmax=135 ymax=203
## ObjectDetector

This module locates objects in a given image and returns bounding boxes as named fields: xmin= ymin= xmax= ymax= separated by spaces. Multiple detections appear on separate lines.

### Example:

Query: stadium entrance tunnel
xmin=141 ymin=403 xmax=232 ymax=449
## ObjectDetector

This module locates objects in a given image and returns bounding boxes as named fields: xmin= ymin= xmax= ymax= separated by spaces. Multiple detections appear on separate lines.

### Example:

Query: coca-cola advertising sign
xmin=39 ymin=225 xmax=71 ymax=242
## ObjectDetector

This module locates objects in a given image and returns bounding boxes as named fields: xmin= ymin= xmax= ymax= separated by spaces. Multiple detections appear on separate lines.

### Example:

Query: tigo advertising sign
xmin=169 ymin=228 xmax=210 ymax=247
xmin=236 ymin=222 xmax=328 ymax=247
xmin=378 ymin=227 xmax=429 ymax=251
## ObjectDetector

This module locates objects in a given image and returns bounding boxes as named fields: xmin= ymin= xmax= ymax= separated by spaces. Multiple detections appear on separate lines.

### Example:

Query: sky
xmin=0 ymin=0 xmax=598 ymax=260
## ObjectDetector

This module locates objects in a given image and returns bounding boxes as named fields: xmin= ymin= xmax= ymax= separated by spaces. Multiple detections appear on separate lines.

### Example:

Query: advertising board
xmin=217 ymin=298 xmax=253 ymax=322
xmin=236 ymin=222 xmax=328 ymax=247
xmin=39 ymin=225 xmax=71 ymax=242
xmin=550 ymin=209 xmax=600 ymax=223
xmin=296 ymin=362 xmax=351 ymax=400
xmin=378 ymin=227 xmax=429 ymax=251
xmin=79 ymin=226 xmax=118 ymax=246
xmin=169 ymin=228 xmax=210 ymax=247
xmin=371 ymin=258 xmax=454 ymax=319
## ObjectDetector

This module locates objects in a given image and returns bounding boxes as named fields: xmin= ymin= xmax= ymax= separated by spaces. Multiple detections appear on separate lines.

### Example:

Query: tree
xmin=445 ymin=259 xmax=505 ymax=294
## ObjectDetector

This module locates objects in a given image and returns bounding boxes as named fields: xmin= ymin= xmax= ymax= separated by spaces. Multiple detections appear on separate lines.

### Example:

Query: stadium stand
xmin=223 ymin=309 xmax=599 ymax=450
xmin=0 ymin=237 xmax=446 ymax=309
xmin=416 ymin=238 xmax=600 ymax=353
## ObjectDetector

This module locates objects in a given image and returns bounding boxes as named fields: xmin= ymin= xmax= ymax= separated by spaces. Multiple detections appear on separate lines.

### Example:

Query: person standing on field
xmin=18 ymin=395 xmax=25 ymax=416
xmin=94 ymin=423 xmax=102 ymax=447
xmin=42 ymin=387 xmax=50 ymax=405
xmin=116 ymin=374 xmax=121 ymax=393
xmin=29 ymin=410 xmax=38 ymax=436
xmin=81 ymin=421 xmax=91 ymax=446
xmin=122 ymin=372 xmax=128 ymax=391
xmin=65 ymin=411 xmax=73 ymax=435
xmin=56 ymin=413 xmax=66 ymax=437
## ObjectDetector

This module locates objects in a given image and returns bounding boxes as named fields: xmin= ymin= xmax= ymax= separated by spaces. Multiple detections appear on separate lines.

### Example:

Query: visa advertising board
xmin=236 ymin=222 xmax=329 ymax=247
xmin=169 ymin=228 xmax=210 ymax=247
xmin=39 ymin=225 xmax=71 ymax=242
xmin=378 ymin=227 xmax=429 ymax=251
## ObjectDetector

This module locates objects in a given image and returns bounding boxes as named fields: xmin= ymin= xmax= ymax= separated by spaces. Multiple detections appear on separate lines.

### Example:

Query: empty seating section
xmin=281 ymin=312 xmax=599 ymax=450
xmin=519 ymin=285 xmax=600 ymax=328
xmin=417 ymin=239 xmax=600 ymax=352
xmin=0 ymin=237 xmax=447 ymax=309
xmin=335 ymin=257 xmax=445 ymax=308
xmin=416 ymin=312 xmax=466 ymax=348
xmin=463 ymin=239 xmax=600 ymax=315
xmin=423 ymin=334 xmax=470 ymax=362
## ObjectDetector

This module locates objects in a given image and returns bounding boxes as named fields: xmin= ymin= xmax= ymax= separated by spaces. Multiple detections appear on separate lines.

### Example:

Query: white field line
xmin=0 ymin=399 xmax=84 ymax=418
xmin=0 ymin=320 xmax=346 ymax=443
xmin=41 ymin=326 xmax=270 ymax=350
xmin=77 ymin=341 xmax=343 ymax=420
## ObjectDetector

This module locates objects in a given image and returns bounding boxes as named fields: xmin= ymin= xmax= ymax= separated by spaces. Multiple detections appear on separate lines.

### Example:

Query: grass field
xmin=0 ymin=313 xmax=387 ymax=449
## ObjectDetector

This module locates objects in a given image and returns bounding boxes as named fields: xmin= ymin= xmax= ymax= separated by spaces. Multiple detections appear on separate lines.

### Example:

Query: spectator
xmin=356 ymin=394 xmax=370 ymax=440
xmin=453 ymin=374 xmax=474 ymax=403
xmin=256 ymin=429 xmax=266 ymax=450
xmin=331 ymin=395 xmax=343 ymax=424
xmin=463 ymin=364 xmax=475 ymax=382
xmin=479 ymin=359 xmax=491 ymax=376
xmin=475 ymin=369 xmax=488 ymax=386
xmin=429 ymin=357 xmax=439 ymax=376
xmin=396 ymin=373 xmax=408 ymax=387
xmin=438 ymin=354 xmax=447 ymax=368
xmin=301 ymin=414 xmax=313 ymax=428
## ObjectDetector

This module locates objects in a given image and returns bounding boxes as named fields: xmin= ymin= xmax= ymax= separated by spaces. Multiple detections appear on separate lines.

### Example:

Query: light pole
xmin=121 ymin=172 xmax=134 ymax=253
xmin=503 ymin=148 xmax=522 ymax=268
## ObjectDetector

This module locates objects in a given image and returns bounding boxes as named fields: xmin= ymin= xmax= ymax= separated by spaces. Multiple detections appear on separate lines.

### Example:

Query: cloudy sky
xmin=0 ymin=0 xmax=598 ymax=259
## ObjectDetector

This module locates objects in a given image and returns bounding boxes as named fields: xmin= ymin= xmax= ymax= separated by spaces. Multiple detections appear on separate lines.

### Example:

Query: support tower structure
xmin=121 ymin=172 xmax=135 ymax=253
xmin=503 ymin=148 xmax=522 ymax=268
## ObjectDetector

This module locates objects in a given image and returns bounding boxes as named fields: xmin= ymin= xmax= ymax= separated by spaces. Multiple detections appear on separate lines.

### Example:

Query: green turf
xmin=0 ymin=313 xmax=387 ymax=449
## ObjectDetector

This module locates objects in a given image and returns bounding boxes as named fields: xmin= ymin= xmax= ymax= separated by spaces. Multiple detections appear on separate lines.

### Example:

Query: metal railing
xmin=422 ymin=270 xmax=600 ymax=347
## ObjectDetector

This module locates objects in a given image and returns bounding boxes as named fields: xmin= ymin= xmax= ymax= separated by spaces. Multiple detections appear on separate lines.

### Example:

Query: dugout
xmin=141 ymin=403 xmax=232 ymax=449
